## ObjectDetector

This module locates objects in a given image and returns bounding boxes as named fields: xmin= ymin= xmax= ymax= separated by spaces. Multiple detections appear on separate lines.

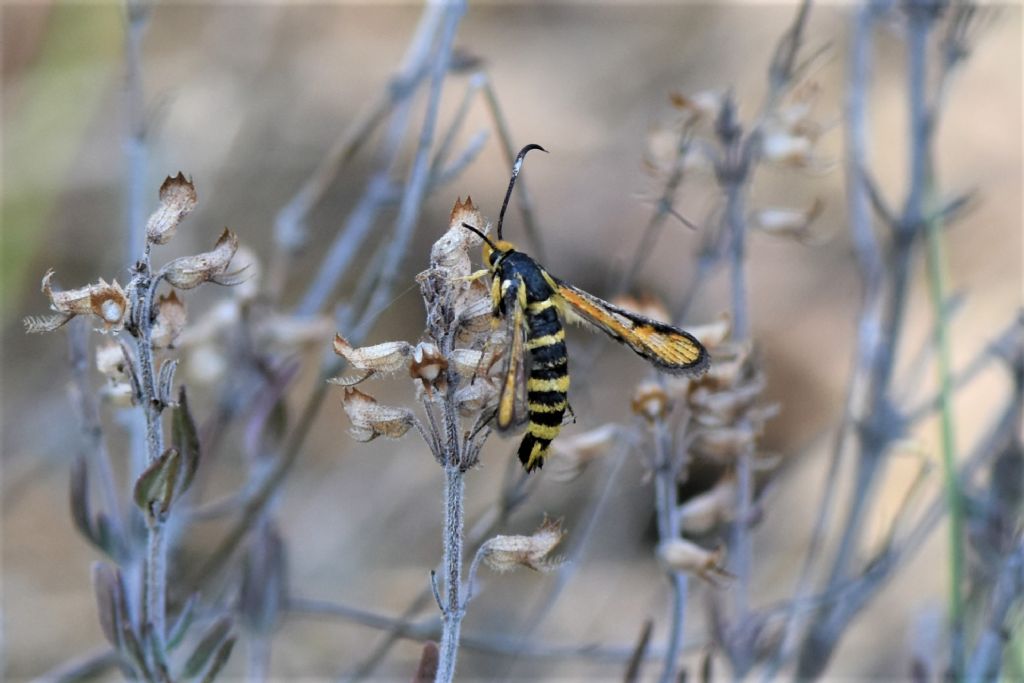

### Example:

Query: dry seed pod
xmin=432 ymin=196 xmax=485 ymax=277
xmin=38 ymin=270 xmax=129 ymax=332
xmin=656 ymin=538 xmax=732 ymax=583
xmin=631 ymin=380 xmax=670 ymax=422
xmin=549 ymin=423 xmax=621 ymax=481
xmin=101 ymin=380 xmax=136 ymax=408
xmin=258 ymin=314 xmax=333 ymax=351
xmin=145 ymin=173 xmax=198 ymax=246
xmin=691 ymin=424 xmax=758 ymax=463
xmin=677 ymin=473 xmax=737 ymax=534
xmin=95 ymin=341 xmax=128 ymax=379
xmin=162 ymin=228 xmax=240 ymax=290
xmin=480 ymin=518 xmax=564 ymax=573
xmin=454 ymin=379 xmax=498 ymax=417
xmin=332 ymin=335 xmax=412 ymax=375
xmin=151 ymin=291 xmax=187 ymax=349
xmin=341 ymin=387 xmax=415 ymax=442
xmin=688 ymin=376 xmax=765 ymax=426
xmin=409 ymin=341 xmax=448 ymax=390
xmin=449 ymin=347 xmax=496 ymax=379
xmin=751 ymin=199 xmax=824 ymax=243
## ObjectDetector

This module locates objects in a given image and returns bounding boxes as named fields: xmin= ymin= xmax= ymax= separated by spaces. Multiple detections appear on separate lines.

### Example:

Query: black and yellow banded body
xmin=466 ymin=142 xmax=709 ymax=474
xmin=490 ymin=248 xmax=571 ymax=472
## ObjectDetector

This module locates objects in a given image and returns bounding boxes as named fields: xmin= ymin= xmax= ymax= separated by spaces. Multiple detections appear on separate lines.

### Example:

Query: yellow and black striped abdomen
xmin=520 ymin=299 xmax=569 ymax=472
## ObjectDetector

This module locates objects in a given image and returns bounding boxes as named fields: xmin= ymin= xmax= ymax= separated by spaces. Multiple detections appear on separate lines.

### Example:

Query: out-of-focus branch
xmin=123 ymin=0 xmax=151 ymax=265
xmin=966 ymin=537 xmax=1024 ymax=682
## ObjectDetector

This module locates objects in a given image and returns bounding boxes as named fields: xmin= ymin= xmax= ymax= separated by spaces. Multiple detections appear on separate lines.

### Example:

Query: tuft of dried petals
xmin=480 ymin=518 xmax=564 ymax=573
xmin=656 ymin=538 xmax=732 ymax=583
xmin=145 ymin=173 xmax=198 ymax=245
xmin=751 ymin=199 xmax=824 ymax=243
xmin=409 ymin=341 xmax=448 ymax=391
xmin=162 ymin=228 xmax=240 ymax=290
xmin=341 ymin=387 xmax=415 ymax=442
xmin=151 ymin=291 xmax=187 ymax=349
xmin=36 ymin=270 xmax=129 ymax=332
xmin=96 ymin=341 xmax=128 ymax=379
xmin=631 ymin=381 xmax=670 ymax=422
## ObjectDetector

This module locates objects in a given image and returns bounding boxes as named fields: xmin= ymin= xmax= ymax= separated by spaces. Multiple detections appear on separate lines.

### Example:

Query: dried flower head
xmin=480 ymin=518 xmax=565 ymax=573
xmin=656 ymin=538 xmax=732 ymax=584
xmin=330 ymin=334 xmax=413 ymax=386
xmin=26 ymin=270 xmax=129 ymax=333
xmin=751 ymin=199 xmax=825 ymax=244
xmin=632 ymin=380 xmax=671 ymax=422
xmin=433 ymin=196 xmax=486 ymax=279
xmin=162 ymin=228 xmax=241 ymax=290
xmin=409 ymin=341 xmax=448 ymax=393
xmin=151 ymin=291 xmax=187 ymax=349
xmin=678 ymin=472 xmax=737 ymax=534
xmin=145 ymin=173 xmax=198 ymax=246
xmin=341 ymin=387 xmax=415 ymax=442
xmin=95 ymin=341 xmax=128 ymax=379
xmin=549 ymin=423 xmax=623 ymax=482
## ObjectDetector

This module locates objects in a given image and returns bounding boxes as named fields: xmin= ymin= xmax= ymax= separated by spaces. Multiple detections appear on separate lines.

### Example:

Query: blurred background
xmin=2 ymin=2 xmax=1020 ymax=680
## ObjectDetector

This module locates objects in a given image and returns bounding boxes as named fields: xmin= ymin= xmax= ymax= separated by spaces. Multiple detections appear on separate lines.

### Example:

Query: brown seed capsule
xmin=409 ymin=341 xmax=448 ymax=391
xmin=96 ymin=341 xmax=129 ymax=379
xmin=145 ymin=173 xmax=198 ymax=246
xmin=480 ymin=518 xmax=564 ymax=573
xmin=341 ymin=387 xmax=414 ymax=442
xmin=656 ymin=539 xmax=732 ymax=583
xmin=40 ymin=270 xmax=129 ymax=332
xmin=151 ymin=291 xmax=187 ymax=349
xmin=162 ymin=228 xmax=240 ymax=290
xmin=631 ymin=380 xmax=670 ymax=422
xmin=332 ymin=334 xmax=412 ymax=374
xmin=677 ymin=473 xmax=737 ymax=534
xmin=431 ymin=196 xmax=486 ymax=278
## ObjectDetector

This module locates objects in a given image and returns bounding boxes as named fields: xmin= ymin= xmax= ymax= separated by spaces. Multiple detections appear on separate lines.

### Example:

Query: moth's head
xmin=483 ymin=239 xmax=515 ymax=268
xmin=461 ymin=222 xmax=512 ymax=269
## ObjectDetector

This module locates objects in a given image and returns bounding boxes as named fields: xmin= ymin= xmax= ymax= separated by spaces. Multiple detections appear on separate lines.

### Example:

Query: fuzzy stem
xmin=652 ymin=419 xmax=687 ymax=683
xmin=134 ymin=267 xmax=168 ymax=649
xmin=436 ymin=465 xmax=466 ymax=683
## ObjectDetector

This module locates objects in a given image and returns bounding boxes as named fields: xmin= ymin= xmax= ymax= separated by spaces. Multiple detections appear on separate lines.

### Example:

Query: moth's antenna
xmin=497 ymin=143 xmax=547 ymax=240
xmin=461 ymin=222 xmax=499 ymax=251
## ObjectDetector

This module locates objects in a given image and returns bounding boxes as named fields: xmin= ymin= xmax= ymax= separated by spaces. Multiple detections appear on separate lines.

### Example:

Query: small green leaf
xmin=133 ymin=447 xmax=179 ymax=517
xmin=91 ymin=563 xmax=121 ymax=647
xmin=167 ymin=593 xmax=199 ymax=651
xmin=199 ymin=636 xmax=236 ymax=683
xmin=173 ymin=387 xmax=201 ymax=496
xmin=183 ymin=616 xmax=231 ymax=678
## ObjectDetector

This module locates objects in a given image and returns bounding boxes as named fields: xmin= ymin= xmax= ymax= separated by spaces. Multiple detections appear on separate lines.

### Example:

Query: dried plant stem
xmin=436 ymin=464 xmax=466 ymax=683
xmin=924 ymin=198 xmax=965 ymax=674
xmin=134 ymin=268 xmax=169 ymax=646
xmin=123 ymin=0 xmax=151 ymax=265
xmin=290 ymin=597 xmax=703 ymax=664
xmin=652 ymin=418 xmax=688 ymax=683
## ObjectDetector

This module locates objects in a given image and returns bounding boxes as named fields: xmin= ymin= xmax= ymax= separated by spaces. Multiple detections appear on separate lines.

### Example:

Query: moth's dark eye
xmin=489 ymin=250 xmax=500 ymax=265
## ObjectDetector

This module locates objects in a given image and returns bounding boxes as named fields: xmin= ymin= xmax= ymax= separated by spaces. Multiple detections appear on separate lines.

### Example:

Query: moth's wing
xmin=554 ymin=279 xmax=709 ymax=376
xmin=496 ymin=279 xmax=529 ymax=431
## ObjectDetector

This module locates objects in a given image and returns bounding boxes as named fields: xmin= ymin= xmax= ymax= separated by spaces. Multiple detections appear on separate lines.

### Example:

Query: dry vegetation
xmin=3 ymin=2 xmax=1021 ymax=681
